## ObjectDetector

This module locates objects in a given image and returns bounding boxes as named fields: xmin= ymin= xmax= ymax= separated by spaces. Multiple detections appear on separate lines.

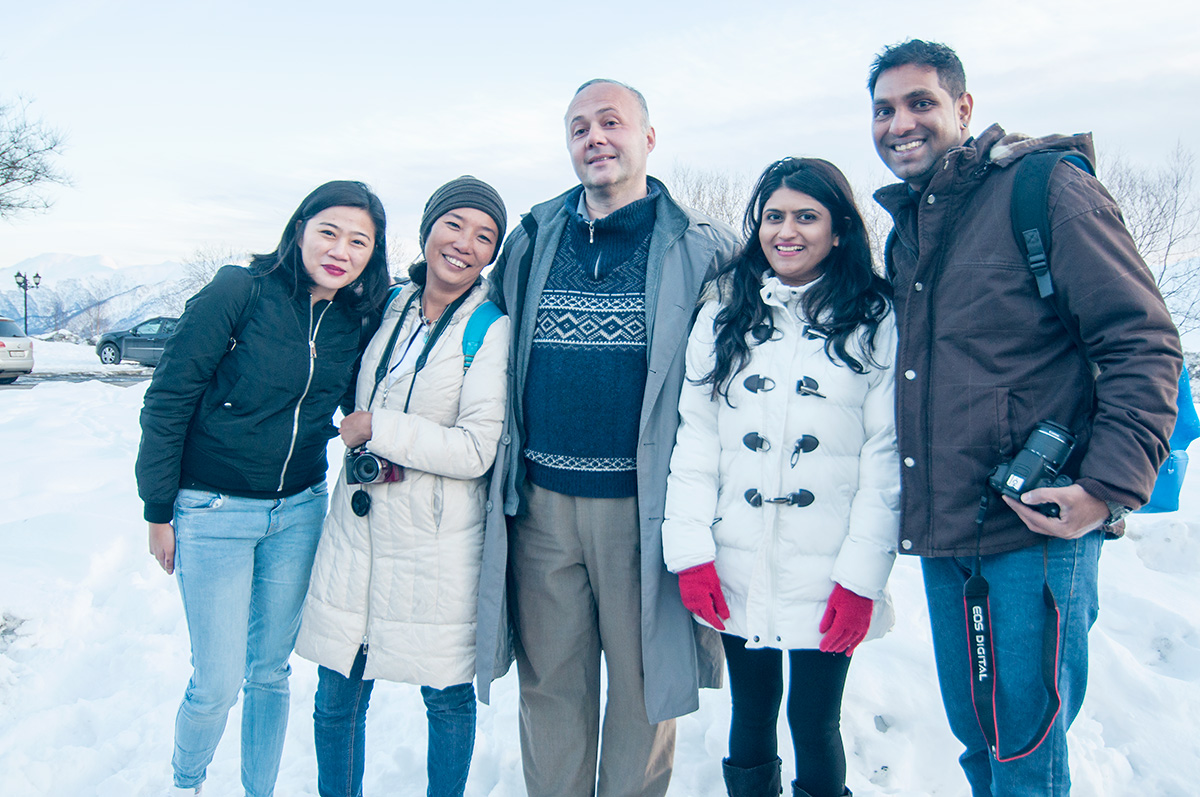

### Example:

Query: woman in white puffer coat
xmin=662 ymin=158 xmax=899 ymax=797
xmin=295 ymin=176 xmax=509 ymax=797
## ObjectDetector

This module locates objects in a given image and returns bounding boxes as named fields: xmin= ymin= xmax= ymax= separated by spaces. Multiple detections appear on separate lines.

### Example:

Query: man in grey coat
xmin=474 ymin=78 xmax=736 ymax=796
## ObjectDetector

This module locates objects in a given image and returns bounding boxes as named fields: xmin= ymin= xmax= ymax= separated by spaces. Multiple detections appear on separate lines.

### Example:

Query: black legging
xmin=722 ymin=634 xmax=852 ymax=797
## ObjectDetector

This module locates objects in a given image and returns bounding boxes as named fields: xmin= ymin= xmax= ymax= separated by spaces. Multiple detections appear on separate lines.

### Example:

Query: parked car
xmin=0 ymin=316 xmax=34 ymax=384
xmin=96 ymin=316 xmax=180 ymax=366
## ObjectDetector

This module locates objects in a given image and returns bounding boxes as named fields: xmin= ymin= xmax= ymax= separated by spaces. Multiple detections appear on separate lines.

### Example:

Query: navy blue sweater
xmin=522 ymin=185 xmax=658 ymax=497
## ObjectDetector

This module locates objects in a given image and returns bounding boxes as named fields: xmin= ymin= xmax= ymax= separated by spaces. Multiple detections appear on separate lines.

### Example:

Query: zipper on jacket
xmin=587 ymin=218 xmax=595 ymax=244
xmin=362 ymin=469 xmax=379 ymax=654
xmin=277 ymin=300 xmax=332 ymax=491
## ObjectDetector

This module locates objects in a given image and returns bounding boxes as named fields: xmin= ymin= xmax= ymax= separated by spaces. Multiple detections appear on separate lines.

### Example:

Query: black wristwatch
xmin=1103 ymin=501 xmax=1132 ymax=528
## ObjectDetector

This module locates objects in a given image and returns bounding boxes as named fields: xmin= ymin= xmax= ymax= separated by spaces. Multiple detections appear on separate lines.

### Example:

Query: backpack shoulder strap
xmin=1011 ymin=150 xmax=1095 ymax=299
xmin=227 ymin=271 xmax=261 ymax=352
xmin=1011 ymin=151 xmax=1100 ymax=375
xmin=462 ymin=299 xmax=504 ymax=371
xmin=883 ymin=227 xmax=898 ymax=282
xmin=383 ymin=284 xmax=405 ymax=311
xmin=357 ymin=284 xmax=406 ymax=352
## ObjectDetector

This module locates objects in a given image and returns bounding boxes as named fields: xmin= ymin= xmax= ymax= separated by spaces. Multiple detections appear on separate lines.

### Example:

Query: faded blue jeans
xmin=171 ymin=484 xmax=327 ymax=796
xmin=314 ymin=646 xmax=477 ymax=797
xmin=922 ymin=531 xmax=1102 ymax=796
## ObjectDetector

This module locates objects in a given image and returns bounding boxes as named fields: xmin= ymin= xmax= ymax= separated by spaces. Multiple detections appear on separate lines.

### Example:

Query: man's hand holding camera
xmin=1003 ymin=484 xmax=1108 ymax=540
xmin=989 ymin=419 xmax=1117 ymax=540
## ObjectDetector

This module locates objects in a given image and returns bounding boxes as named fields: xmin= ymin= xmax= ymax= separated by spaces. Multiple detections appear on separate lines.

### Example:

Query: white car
xmin=0 ymin=316 xmax=34 ymax=384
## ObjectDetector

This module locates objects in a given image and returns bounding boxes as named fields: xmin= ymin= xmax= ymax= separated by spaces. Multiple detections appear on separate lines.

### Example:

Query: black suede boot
xmin=791 ymin=784 xmax=851 ymax=797
xmin=722 ymin=756 xmax=783 ymax=796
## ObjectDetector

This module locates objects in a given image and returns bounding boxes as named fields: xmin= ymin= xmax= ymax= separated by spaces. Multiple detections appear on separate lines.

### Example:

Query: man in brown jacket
xmin=868 ymin=40 xmax=1181 ymax=795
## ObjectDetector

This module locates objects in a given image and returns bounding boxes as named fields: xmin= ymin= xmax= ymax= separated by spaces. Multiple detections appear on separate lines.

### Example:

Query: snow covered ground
xmin=2 ymin=342 xmax=1198 ymax=796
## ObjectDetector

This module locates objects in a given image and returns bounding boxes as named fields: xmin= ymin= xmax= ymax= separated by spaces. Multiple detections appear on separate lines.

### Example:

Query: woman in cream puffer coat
xmin=295 ymin=176 xmax=509 ymax=797
xmin=296 ymin=277 xmax=508 ymax=685
xmin=661 ymin=158 xmax=899 ymax=797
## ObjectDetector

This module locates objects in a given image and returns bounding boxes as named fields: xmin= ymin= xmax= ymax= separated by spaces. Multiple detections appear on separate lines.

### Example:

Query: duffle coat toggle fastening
xmin=796 ymin=375 xmax=826 ymax=398
xmin=743 ymin=374 xmax=776 ymax=393
xmin=741 ymin=348 xmax=829 ymax=500
xmin=744 ymin=488 xmax=816 ymax=507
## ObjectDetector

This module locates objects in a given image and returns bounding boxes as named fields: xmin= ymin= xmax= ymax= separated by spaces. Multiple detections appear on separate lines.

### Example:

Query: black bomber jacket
xmin=136 ymin=265 xmax=362 ymax=523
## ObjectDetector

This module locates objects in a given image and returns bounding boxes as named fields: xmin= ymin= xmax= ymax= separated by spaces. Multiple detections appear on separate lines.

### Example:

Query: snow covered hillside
xmin=1 ymin=255 xmax=188 ymax=336
xmin=1 ymin=343 xmax=1198 ymax=796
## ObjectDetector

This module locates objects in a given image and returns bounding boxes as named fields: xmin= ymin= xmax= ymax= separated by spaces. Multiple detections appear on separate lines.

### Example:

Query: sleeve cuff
xmin=1076 ymin=477 xmax=1140 ymax=511
xmin=144 ymin=502 xmax=175 ymax=524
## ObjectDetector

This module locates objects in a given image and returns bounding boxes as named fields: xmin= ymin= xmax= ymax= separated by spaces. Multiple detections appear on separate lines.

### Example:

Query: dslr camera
xmin=345 ymin=446 xmax=403 ymax=485
xmin=987 ymin=420 xmax=1075 ymax=518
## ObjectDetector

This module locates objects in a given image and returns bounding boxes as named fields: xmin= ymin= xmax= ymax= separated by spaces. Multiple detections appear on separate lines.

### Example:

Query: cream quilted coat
xmin=662 ymin=276 xmax=900 ymax=650
xmin=296 ymin=280 xmax=509 ymax=688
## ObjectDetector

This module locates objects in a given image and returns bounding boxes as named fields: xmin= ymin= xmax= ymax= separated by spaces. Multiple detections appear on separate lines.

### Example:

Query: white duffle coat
xmin=295 ymin=280 xmax=509 ymax=687
xmin=662 ymin=275 xmax=900 ymax=649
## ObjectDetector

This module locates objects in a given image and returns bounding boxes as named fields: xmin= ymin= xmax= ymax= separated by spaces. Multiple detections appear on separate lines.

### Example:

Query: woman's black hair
xmin=697 ymin=157 xmax=892 ymax=403
xmin=248 ymin=180 xmax=389 ymax=316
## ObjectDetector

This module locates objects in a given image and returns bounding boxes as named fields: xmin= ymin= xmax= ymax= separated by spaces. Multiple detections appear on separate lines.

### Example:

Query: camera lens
xmin=1025 ymin=421 xmax=1074 ymax=470
xmin=352 ymin=455 xmax=381 ymax=484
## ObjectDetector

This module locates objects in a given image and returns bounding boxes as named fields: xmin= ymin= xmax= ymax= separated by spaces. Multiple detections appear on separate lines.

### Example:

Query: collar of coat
xmin=524 ymin=175 xmax=716 ymax=241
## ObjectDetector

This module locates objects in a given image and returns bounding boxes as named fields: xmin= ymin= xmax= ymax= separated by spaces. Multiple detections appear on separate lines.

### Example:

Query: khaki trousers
xmin=510 ymin=482 xmax=675 ymax=797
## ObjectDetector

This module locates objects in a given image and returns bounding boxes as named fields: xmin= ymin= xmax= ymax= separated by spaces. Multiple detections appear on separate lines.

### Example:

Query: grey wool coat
xmin=473 ymin=177 xmax=739 ymax=722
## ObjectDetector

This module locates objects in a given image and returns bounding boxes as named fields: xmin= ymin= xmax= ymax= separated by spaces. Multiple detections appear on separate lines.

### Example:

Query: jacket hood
xmin=985 ymin=124 xmax=1096 ymax=170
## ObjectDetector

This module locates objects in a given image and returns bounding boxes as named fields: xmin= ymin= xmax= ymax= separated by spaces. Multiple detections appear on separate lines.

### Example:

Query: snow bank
xmin=1 ymin=347 xmax=1197 ymax=795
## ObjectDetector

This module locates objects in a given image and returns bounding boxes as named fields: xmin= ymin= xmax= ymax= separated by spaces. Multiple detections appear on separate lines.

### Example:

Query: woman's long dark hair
xmin=249 ymin=180 xmax=390 ymax=316
xmin=698 ymin=157 xmax=892 ymax=402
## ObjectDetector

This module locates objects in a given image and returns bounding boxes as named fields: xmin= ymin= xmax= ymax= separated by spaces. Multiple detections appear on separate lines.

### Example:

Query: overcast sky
xmin=3 ymin=0 xmax=1198 ymax=270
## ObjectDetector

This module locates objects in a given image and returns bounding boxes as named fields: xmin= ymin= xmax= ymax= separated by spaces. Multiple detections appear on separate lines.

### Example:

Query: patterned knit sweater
xmin=522 ymin=184 xmax=659 ymax=497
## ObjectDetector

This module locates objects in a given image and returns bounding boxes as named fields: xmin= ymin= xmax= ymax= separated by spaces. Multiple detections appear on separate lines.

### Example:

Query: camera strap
xmin=965 ymin=492 xmax=1063 ymax=762
xmin=367 ymin=289 xmax=422 ymax=409
xmin=366 ymin=287 xmax=471 ymax=412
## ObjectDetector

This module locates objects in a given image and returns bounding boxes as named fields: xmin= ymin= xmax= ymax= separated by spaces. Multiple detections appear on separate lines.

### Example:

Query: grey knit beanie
xmin=418 ymin=176 xmax=507 ymax=257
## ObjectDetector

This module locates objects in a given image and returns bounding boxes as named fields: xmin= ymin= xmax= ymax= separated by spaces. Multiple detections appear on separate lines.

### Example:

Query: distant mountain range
xmin=1 ymin=254 xmax=194 ymax=337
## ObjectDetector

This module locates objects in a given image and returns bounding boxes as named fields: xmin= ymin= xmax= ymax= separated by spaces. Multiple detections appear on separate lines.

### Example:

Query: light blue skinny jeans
xmin=922 ymin=531 xmax=1102 ymax=797
xmin=171 ymin=483 xmax=327 ymax=796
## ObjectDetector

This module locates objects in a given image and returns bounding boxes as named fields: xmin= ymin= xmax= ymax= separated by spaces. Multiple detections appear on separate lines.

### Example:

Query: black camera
xmin=345 ymin=447 xmax=403 ymax=485
xmin=987 ymin=421 xmax=1075 ymax=518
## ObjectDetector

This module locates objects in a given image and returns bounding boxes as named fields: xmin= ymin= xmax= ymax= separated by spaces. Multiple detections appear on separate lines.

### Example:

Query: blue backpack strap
xmin=384 ymin=284 xmax=405 ymax=312
xmin=358 ymin=284 xmax=405 ymax=352
xmin=462 ymin=300 xmax=504 ymax=371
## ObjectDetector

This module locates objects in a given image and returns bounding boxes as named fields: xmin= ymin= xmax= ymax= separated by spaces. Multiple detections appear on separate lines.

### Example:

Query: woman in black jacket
xmin=135 ymin=180 xmax=389 ymax=797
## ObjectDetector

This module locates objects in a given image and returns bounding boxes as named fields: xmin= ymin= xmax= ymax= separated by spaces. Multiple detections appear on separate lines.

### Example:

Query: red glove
xmin=818 ymin=583 xmax=873 ymax=656
xmin=677 ymin=562 xmax=730 ymax=631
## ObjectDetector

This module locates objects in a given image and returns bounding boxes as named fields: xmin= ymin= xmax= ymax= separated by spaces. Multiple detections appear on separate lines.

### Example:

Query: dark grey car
xmin=96 ymin=316 xmax=180 ymax=366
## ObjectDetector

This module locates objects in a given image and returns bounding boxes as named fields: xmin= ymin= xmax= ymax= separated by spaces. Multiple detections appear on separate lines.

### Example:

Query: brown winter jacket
xmin=874 ymin=124 xmax=1181 ymax=557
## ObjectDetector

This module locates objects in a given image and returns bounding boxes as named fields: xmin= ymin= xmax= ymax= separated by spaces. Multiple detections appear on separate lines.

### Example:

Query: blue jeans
xmin=171 ymin=484 xmax=327 ymax=796
xmin=314 ymin=647 xmax=477 ymax=797
xmin=922 ymin=532 xmax=1101 ymax=796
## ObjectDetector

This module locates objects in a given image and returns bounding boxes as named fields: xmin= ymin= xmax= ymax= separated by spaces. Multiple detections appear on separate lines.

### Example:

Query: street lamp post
xmin=13 ymin=271 xmax=41 ymax=334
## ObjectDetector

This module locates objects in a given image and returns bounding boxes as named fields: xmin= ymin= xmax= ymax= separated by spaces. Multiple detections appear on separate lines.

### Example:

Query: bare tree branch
xmin=388 ymin=239 xmax=419 ymax=282
xmin=0 ymin=98 xmax=70 ymax=218
xmin=1104 ymin=143 xmax=1200 ymax=332
xmin=663 ymin=162 xmax=752 ymax=232
xmin=162 ymin=245 xmax=248 ymax=313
